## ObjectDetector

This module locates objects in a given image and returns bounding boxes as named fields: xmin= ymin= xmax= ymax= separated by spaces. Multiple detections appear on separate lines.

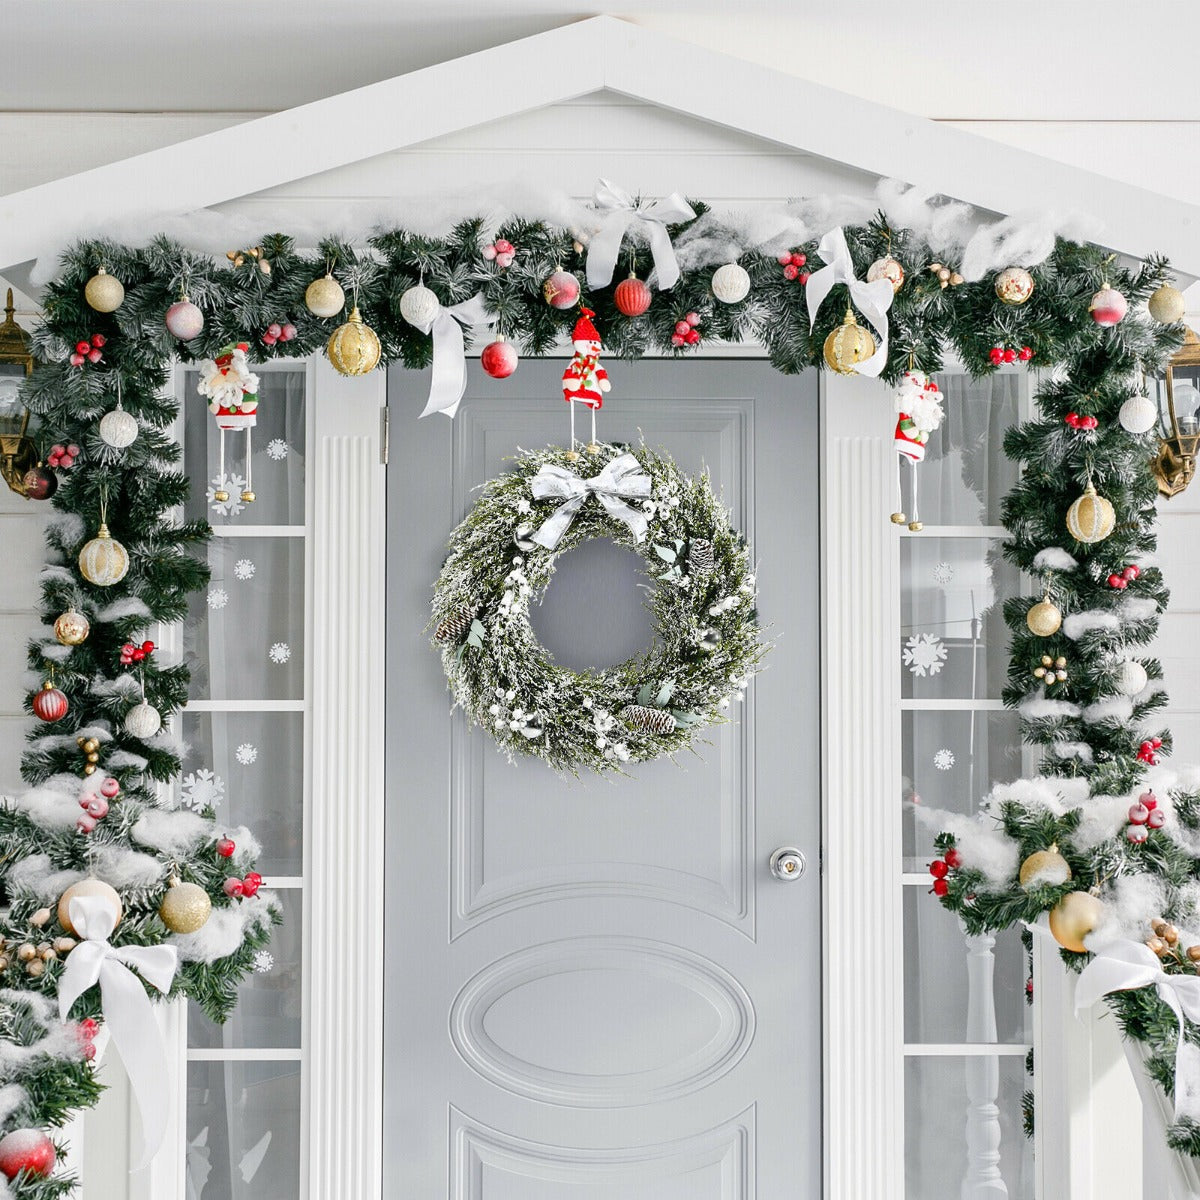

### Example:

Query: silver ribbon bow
xmin=530 ymin=453 xmax=652 ymax=550
xmin=415 ymin=292 xmax=492 ymax=420
xmin=804 ymin=226 xmax=895 ymax=378
xmin=58 ymin=893 xmax=179 ymax=1168
xmin=586 ymin=179 xmax=696 ymax=292
xmin=1074 ymin=935 xmax=1200 ymax=1121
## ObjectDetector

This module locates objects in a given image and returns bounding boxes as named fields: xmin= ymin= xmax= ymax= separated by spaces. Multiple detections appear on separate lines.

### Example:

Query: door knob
xmin=770 ymin=847 xmax=806 ymax=881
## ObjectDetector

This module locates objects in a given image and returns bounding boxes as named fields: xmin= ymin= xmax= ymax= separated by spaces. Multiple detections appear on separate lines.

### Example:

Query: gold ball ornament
xmin=1018 ymin=844 xmax=1072 ymax=890
xmin=327 ymin=305 xmax=382 ymax=377
xmin=84 ymin=267 xmax=125 ymax=314
xmin=54 ymin=610 xmax=90 ymax=646
xmin=1049 ymin=890 xmax=1104 ymax=953
xmin=866 ymin=256 xmax=905 ymax=293
xmin=305 ymin=272 xmax=346 ymax=319
xmin=823 ymin=309 xmax=876 ymax=375
xmin=995 ymin=267 xmax=1035 ymax=305
xmin=1026 ymin=598 xmax=1063 ymax=637
xmin=57 ymin=878 xmax=123 ymax=935
xmin=1065 ymin=483 xmax=1116 ymax=544
xmin=1149 ymin=284 xmax=1186 ymax=325
xmin=159 ymin=878 xmax=212 ymax=934
xmin=78 ymin=523 xmax=129 ymax=587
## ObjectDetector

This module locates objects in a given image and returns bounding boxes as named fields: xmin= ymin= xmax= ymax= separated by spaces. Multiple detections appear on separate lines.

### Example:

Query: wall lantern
xmin=0 ymin=288 xmax=36 ymax=498
xmin=1149 ymin=326 xmax=1200 ymax=498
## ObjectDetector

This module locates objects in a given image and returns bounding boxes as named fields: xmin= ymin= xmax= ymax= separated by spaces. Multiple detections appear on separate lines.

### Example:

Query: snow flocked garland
xmin=431 ymin=442 xmax=765 ymax=773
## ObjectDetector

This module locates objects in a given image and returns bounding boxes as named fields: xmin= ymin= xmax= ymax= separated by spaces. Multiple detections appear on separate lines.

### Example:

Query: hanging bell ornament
xmin=327 ymin=305 xmax=382 ymax=376
xmin=158 ymin=876 xmax=212 ymax=934
xmin=1066 ymin=482 xmax=1116 ymax=544
xmin=823 ymin=309 xmax=876 ymax=375
xmin=84 ymin=267 xmax=125 ymax=314
xmin=78 ymin=523 xmax=129 ymax=586
xmin=54 ymin=610 xmax=90 ymax=646
xmin=305 ymin=272 xmax=346 ymax=319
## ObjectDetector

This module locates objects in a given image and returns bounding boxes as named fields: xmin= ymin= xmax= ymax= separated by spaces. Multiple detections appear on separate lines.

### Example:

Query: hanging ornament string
xmin=585 ymin=179 xmax=696 ymax=291
xmin=411 ymin=293 xmax=491 ymax=419
xmin=805 ymin=227 xmax=895 ymax=378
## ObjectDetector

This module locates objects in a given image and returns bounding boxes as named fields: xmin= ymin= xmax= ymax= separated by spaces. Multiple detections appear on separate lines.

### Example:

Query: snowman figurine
xmin=561 ymin=307 xmax=611 ymax=455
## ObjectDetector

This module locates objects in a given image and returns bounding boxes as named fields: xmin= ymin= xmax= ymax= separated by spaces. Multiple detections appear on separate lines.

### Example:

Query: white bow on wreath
xmin=530 ymin=453 xmax=652 ymax=550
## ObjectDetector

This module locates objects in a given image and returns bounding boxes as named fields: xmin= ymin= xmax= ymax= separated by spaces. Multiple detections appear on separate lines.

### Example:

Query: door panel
xmin=385 ymin=359 xmax=819 ymax=1199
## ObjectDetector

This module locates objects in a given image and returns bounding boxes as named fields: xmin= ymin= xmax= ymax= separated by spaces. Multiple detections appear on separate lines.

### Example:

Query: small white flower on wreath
xmin=235 ymin=743 xmax=258 ymax=765
xmin=266 ymin=438 xmax=289 ymax=462
xmin=206 ymin=474 xmax=247 ymax=518
xmin=234 ymin=558 xmax=256 ymax=581
xmin=514 ymin=497 xmax=532 ymax=515
xmin=207 ymin=587 xmax=228 ymax=610
xmin=179 ymin=768 xmax=225 ymax=813
xmin=933 ymin=562 xmax=955 ymax=586
xmin=252 ymin=950 xmax=274 ymax=974
xmin=903 ymin=633 xmax=948 ymax=677
xmin=933 ymin=748 xmax=956 ymax=771
xmin=268 ymin=642 xmax=292 ymax=665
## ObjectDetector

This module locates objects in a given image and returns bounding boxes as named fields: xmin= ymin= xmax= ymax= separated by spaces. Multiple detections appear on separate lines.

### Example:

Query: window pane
xmin=186 ymin=1061 xmax=301 ymax=1200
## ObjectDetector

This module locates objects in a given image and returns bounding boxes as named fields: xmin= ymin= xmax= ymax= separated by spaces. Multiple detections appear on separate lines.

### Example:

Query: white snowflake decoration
xmin=903 ymin=633 xmax=948 ymax=677
xmin=235 ymin=743 xmax=258 ymax=765
xmin=933 ymin=748 xmax=956 ymax=771
xmin=179 ymin=768 xmax=225 ymax=813
xmin=265 ymin=439 xmax=289 ymax=462
xmin=268 ymin=642 xmax=292 ymax=665
xmin=206 ymin=474 xmax=247 ymax=518
xmin=933 ymin=562 xmax=955 ymax=586
xmin=233 ymin=558 xmax=256 ymax=581
xmin=252 ymin=950 xmax=274 ymax=974
xmin=206 ymin=587 xmax=228 ymax=610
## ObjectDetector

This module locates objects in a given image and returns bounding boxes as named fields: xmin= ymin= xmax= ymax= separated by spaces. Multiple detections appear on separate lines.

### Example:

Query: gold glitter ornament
xmin=1018 ymin=844 xmax=1072 ymax=890
xmin=1065 ymin=482 xmax=1116 ymax=544
xmin=305 ymin=272 xmax=345 ymax=319
xmin=1026 ymin=596 xmax=1063 ymax=637
xmin=78 ymin=523 xmax=129 ymax=587
xmin=158 ymin=877 xmax=212 ymax=934
xmin=327 ymin=305 xmax=382 ymax=377
xmin=1049 ymin=890 xmax=1104 ymax=953
xmin=823 ymin=309 xmax=876 ymax=375
xmin=84 ymin=268 xmax=125 ymax=313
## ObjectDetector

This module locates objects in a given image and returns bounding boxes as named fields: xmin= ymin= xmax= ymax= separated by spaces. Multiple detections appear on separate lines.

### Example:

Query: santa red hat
xmin=572 ymin=308 xmax=601 ymax=342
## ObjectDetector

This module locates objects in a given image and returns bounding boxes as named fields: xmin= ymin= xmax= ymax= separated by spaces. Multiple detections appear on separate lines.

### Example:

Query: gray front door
xmin=384 ymin=358 xmax=820 ymax=1199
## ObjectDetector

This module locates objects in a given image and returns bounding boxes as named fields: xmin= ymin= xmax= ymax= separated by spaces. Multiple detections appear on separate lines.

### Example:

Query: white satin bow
xmin=530 ymin=453 xmax=652 ymax=550
xmin=1074 ymin=936 xmax=1200 ymax=1120
xmin=586 ymin=179 xmax=696 ymax=291
xmin=414 ymin=293 xmax=492 ymax=419
xmin=804 ymin=227 xmax=895 ymax=378
xmin=58 ymin=893 xmax=179 ymax=1168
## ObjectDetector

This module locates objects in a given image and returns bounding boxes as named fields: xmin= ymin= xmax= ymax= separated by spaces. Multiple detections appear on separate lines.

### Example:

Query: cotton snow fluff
xmin=132 ymin=808 xmax=212 ymax=856
xmin=1032 ymin=547 xmax=1079 ymax=573
xmin=1062 ymin=611 xmax=1122 ymax=640
xmin=430 ymin=442 xmax=767 ymax=775
xmin=170 ymin=891 xmax=275 ymax=963
xmin=913 ymin=805 xmax=1020 ymax=887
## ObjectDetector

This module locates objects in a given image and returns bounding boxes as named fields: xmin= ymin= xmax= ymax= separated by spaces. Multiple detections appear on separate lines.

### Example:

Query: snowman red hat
xmin=571 ymin=308 xmax=602 ymax=343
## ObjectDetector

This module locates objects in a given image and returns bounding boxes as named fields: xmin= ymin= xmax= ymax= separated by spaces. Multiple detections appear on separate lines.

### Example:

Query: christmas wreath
xmin=431 ymin=442 xmax=765 ymax=773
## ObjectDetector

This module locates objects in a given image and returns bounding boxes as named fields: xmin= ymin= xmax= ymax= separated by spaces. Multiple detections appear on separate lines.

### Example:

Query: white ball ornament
xmin=165 ymin=297 xmax=204 ymax=341
xmin=711 ymin=262 xmax=751 ymax=304
xmin=1119 ymin=393 xmax=1158 ymax=435
xmin=1116 ymin=660 xmax=1149 ymax=697
xmin=304 ymin=272 xmax=346 ymax=319
xmin=399 ymin=284 xmax=441 ymax=329
xmin=124 ymin=700 xmax=162 ymax=739
xmin=1089 ymin=286 xmax=1128 ymax=327
xmin=995 ymin=267 xmax=1035 ymax=305
xmin=98 ymin=407 xmax=138 ymax=449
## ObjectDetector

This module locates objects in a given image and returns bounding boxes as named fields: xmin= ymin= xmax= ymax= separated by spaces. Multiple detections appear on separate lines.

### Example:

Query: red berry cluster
xmin=120 ymin=639 xmax=155 ymax=666
xmin=262 ymin=321 xmax=297 ymax=347
xmin=216 ymin=836 xmax=236 ymax=858
xmin=777 ymin=251 xmax=809 ymax=283
xmin=1138 ymin=737 xmax=1163 ymax=765
xmin=224 ymin=870 xmax=263 ymax=898
xmin=482 ymin=238 xmax=516 ymax=268
xmin=77 ymin=775 xmax=120 ymax=834
xmin=1106 ymin=564 xmax=1140 ymax=589
xmin=672 ymin=312 xmax=702 ymax=348
xmin=988 ymin=345 xmax=1034 ymax=366
xmin=928 ymin=846 xmax=963 ymax=896
xmin=1125 ymin=789 xmax=1165 ymax=844
xmin=47 ymin=443 xmax=81 ymax=469
xmin=70 ymin=334 xmax=106 ymax=367
xmin=1065 ymin=411 xmax=1099 ymax=431
xmin=77 ymin=1017 xmax=100 ymax=1061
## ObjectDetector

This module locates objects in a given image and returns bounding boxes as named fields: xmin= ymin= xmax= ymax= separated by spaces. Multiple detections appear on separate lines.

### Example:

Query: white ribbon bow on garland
xmin=804 ymin=226 xmax=895 ymax=378
xmin=530 ymin=453 xmax=652 ymax=550
xmin=58 ymin=893 xmax=179 ymax=1168
xmin=414 ymin=293 xmax=492 ymax=419
xmin=1074 ymin=935 xmax=1200 ymax=1121
xmin=586 ymin=179 xmax=697 ymax=292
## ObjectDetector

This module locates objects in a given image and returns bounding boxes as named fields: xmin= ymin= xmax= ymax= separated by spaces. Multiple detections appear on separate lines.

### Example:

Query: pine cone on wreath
xmin=434 ymin=605 xmax=476 ymax=644
xmin=620 ymin=705 xmax=677 ymax=735
xmin=688 ymin=539 xmax=715 ymax=575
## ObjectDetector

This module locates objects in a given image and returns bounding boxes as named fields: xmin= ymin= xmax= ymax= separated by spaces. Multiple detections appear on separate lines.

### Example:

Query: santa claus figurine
xmin=891 ymin=369 xmax=944 ymax=532
xmin=197 ymin=342 xmax=261 ymax=505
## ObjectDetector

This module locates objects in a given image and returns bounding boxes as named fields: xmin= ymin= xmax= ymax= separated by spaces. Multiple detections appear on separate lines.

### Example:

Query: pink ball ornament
xmin=262 ymin=333 xmax=277 ymax=346
xmin=495 ymin=252 xmax=514 ymax=268
xmin=1140 ymin=790 xmax=1157 ymax=808
xmin=281 ymin=323 xmax=297 ymax=341
xmin=1128 ymin=801 xmax=1150 ymax=825
xmin=685 ymin=312 xmax=700 ymax=326
xmin=675 ymin=321 xmax=690 ymax=336
xmin=69 ymin=352 xmax=85 ymax=367
xmin=100 ymin=776 xmax=120 ymax=798
xmin=671 ymin=333 xmax=685 ymax=347
xmin=1090 ymin=286 xmax=1128 ymax=327
xmin=481 ymin=245 xmax=497 ymax=261
xmin=1127 ymin=824 xmax=1149 ymax=844
xmin=777 ymin=254 xmax=792 ymax=265
xmin=543 ymin=270 xmax=580 ymax=310
xmin=267 ymin=323 xmax=282 ymax=339
xmin=480 ymin=339 xmax=519 ymax=379
xmin=0 ymin=1129 xmax=56 ymax=1181
xmin=76 ymin=814 xmax=97 ymax=834
xmin=87 ymin=348 xmax=103 ymax=364
xmin=165 ymin=298 xmax=204 ymax=341
xmin=783 ymin=264 xmax=798 ymax=280
xmin=85 ymin=796 xmax=109 ymax=820
xmin=495 ymin=240 xmax=514 ymax=255
xmin=1148 ymin=808 xmax=1166 ymax=829
xmin=67 ymin=444 xmax=79 ymax=456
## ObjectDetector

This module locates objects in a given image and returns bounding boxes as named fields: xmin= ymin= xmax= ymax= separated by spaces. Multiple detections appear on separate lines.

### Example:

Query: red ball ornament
xmin=932 ymin=878 xmax=949 ymax=897
xmin=1126 ymin=564 xmax=1141 ymax=580
xmin=671 ymin=333 xmax=685 ymax=347
xmin=75 ymin=341 xmax=90 ymax=356
xmin=789 ymin=254 xmax=807 ymax=268
xmin=84 ymin=796 xmax=109 ymax=820
xmin=1018 ymin=346 xmax=1034 ymax=362
xmin=1140 ymin=790 xmax=1157 ymax=810
xmin=241 ymin=875 xmax=262 ymax=898
xmin=90 ymin=334 xmax=105 ymax=349
xmin=929 ymin=859 xmax=949 ymax=879
xmin=944 ymin=847 xmax=962 ymax=869
xmin=989 ymin=348 xmax=1003 ymax=365
xmin=281 ymin=323 xmax=297 ymax=341
xmin=1107 ymin=574 xmax=1126 ymax=589
xmin=1090 ymin=286 xmax=1128 ymax=327
xmin=480 ymin=339 xmax=519 ymax=379
xmin=776 ymin=254 xmax=792 ymax=265
xmin=31 ymin=682 xmax=68 ymax=723
xmin=783 ymin=264 xmax=798 ymax=280
xmin=675 ymin=321 xmax=690 ymax=336
xmin=798 ymin=272 xmax=810 ymax=284
xmin=22 ymin=466 xmax=58 ymax=501
xmin=0 ymin=1130 xmax=56 ymax=1181
xmin=613 ymin=274 xmax=652 ymax=317
xmin=216 ymin=838 xmax=236 ymax=858
xmin=543 ymin=270 xmax=580 ymax=310
xmin=686 ymin=328 xmax=701 ymax=345
xmin=1002 ymin=348 xmax=1016 ymax=363
xmin=76 ymin=814 xmax=97 ymax=834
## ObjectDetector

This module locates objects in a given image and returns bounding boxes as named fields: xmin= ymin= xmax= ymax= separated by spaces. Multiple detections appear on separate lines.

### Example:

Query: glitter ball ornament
xmin=1089 ymin=285 xmax=1128 ymax=326
xmin=21 ymin=465 xmax=57 ymax=501
xmin=31 ymin=681 xmax=68 ymax=723
xmin=305 ymin=273 xmax=346 ymax=319
xmin=866 ymin=255 xmax=905 ymax=293
xmin=79 ymin=523 xmax=129 ymax=587
xmin=543 ymin=270 xmax=581 ymax=310
xmin=0 ymin=1130 xmax=56 ymax=1181
xmin=99 ymin=405 xmax=138 ymax=449
xmin=124 ymin=700 xmax=162 ymax=739
xmin=1026 ymin=597 xmax=1063 ymax=637
xmin=1066 ymin=482 xmax=1116 ymax=543
xmin=1149 ymin=284 xmax=1186 ymax=324
xmin=823 ymin=309 xmax=876 ymax=375
xmin=614 ymin=273 xmax=652 ymax=317
xmin=58 ymin=878 xmax=122 ymax=934
xmin=995 ymin=267 xmax=1035 ymax=305
xmin=711 ymin=262 xmax=751 ymax=304
xmin=84 ymin=267 xmax=124 ymax=313
xmin=1049 ymin=890 xmax=1104 ymax=953
xmin=398 ymin=284 xmax=440 ymax=328
xmin=165 ymin=297 xmax=204 ymax=341
xmin=1119 ymin=394 xmax=1158 ymax=435
xmin=481 ymin=338 xmax=519 ymax=379
xmin=1116 ymin=660 xmax=1149 ymax=696
xmin=54 ymin=610 xmax=90 ymax=646
xmin=1019 ymin=845 xmax=1072 ymax=890
xmin=327 ymin=305 xmax=382 ymax=376
xmin=159 ymin=878 xmax=212 ymax=934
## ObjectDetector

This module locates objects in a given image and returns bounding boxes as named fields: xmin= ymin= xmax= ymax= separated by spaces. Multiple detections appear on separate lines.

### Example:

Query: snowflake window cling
xmin=933 ymin=561 xmax=955 ymax=586
xmin=206 ymin=474 xmax=247 ymax=518
xmin=178 ymin=768 xmax=226 ymax=814
xmin=268 ymin=642 xmax=291 ymax=665
xmin=903 ymin=633 xmax=948 ymax=677
xmin=934 ymin=748 xmax=956 ymax=771
xmin=235 ymin=743 xmax=258 ymax=765
xmin=206 ymin=587 xmax=229 ymax=610
xmin=252 ymin=950 xmax=274 ymax=974
xmin=265 ymin=439 xmax=288 ymax=462
xmin=233 ymin=559 xmax=256 ymax=581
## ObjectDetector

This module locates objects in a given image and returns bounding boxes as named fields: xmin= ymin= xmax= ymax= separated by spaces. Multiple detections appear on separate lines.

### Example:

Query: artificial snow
xmin=170 ymin=890 xmax=275 ymax=963
xmin=1018 ymin=696 xmax=1081 ymax=720
xmin=6 ymin=855 xmax=84 ymax=904
xmin=132 ymin=808 xmax=211 ymax=856
xmin=1063 ymin=611 xmax=1122 ymax=639
xmin=37 ymin=565 xmax=76 ymax=589
xmin=1050 ymin=741 xmax=1094 ymax=764
xmin=6 ymin=779 xmax=90 ymax=832
xmin=93 ymin=595 xmax=153 ymax=624
xmin=105 ymin=750 xmax=149 ymax=771
xmin=1081 ymin=697 xmax=1134 ymax=725
xmin=1121 ymin=597 xmax=1161 ymax=622
xmin=913 ymin=805 xmax=1019 ymax=887
xmin=1032 ymin=547 xmax=1078 ymax=572
xmin=91 ymin=845 xmax=167 ymax=890
xmin=37 ymin=642 xmax=72 ymax=663
xmin=44 ymin=511 xmax=86 ymax=547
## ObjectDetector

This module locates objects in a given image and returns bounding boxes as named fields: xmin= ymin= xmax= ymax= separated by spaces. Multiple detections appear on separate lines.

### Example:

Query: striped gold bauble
xmin=1065 ymin=483 xmax=1116 ymax=544
xmin=327 ymin=305 xmax=382 ymax=377
xmin=78 ymin=523 xmax=129 ymax=587
xmin=822 ymin=309 xmax=876 ymax=375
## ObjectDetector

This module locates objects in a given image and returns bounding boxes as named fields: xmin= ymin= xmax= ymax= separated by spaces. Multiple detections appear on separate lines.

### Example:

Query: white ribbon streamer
xmin=1074 ymin=935 xmax=1200 ymax=1121
xmin=415 ymin=293 xmax=492 ymax=419
xmin=586 ymin=179 xmax=696 ymax=291
xmin=530 ymin=453 xmax=652 ymax=550
xmin=58 ymin=893 xmax=179 ymax=1168
xmin=804 ymin=227 xmax=895 ymax=378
